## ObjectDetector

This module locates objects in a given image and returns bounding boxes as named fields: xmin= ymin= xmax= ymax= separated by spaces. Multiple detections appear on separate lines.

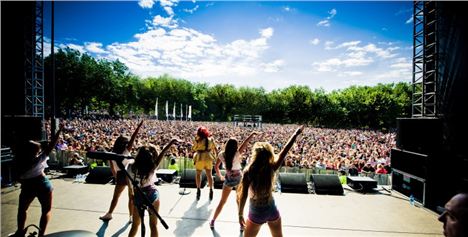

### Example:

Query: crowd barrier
xmin=50 ymin=151 xmax=391 ymax=186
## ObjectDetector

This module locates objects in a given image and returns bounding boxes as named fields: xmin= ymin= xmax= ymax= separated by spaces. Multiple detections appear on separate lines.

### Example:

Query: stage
xmin=1 ymin=175 xmax=442 ymax=236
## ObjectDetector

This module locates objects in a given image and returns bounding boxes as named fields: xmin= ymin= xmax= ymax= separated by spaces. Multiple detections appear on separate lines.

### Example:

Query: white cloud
xmin=263 ymin=59 xmax=284 ymax=73
xmin=151 ymin=15 xmax=178 ymax=28
xmin=85 ymin=42 xmax=107 ymax=54
xmin=317 ymin=8 xmax=337 ymax=27
xmin=339 ymin=71 xmax=363 ymax=77
xmin=138 ymin=0 xmax=155 ymax=9
xmin=313 ymin=40 xmax=401 ymax=74
xmin=405 ymin=15 xmax=413 ymax=24
xmin=328 ymin=9 xmax=337 ymax=19
xmin=83 ymin=24 xmax=278 ymax=80
xmin=183 ymin=5 xmax=199 ymax=14
xmin=60 ymin=43 xmax=86 ymax=54
xmin=317 ymin=20 xmax=330 ymax=27
xmin=310 ymin=38 xmax=320 ymax=45
xmin=283 ymin=6 xmax=291 ymax=12
xmin=260 ymin=27 xmax=273 ymax=39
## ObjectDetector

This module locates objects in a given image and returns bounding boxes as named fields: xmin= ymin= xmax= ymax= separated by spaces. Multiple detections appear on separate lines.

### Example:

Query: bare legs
xmin=243 ymin=218 xmax=283 ymax=237
xmin=101 ymin=182 xmax=133 ymax=220
xmin=128 ymin=199 xmax=160 ymax=237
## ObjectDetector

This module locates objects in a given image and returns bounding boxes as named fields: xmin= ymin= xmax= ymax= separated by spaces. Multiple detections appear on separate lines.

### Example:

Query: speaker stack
xmin=310 ymin=174 xmax=343 ymax=195
xmin=392 ymin=117 xmax=449 ymax=209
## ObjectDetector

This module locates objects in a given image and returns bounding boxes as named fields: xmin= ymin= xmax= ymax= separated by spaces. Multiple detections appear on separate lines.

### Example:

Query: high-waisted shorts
xmin=20 ymin=175 xmax=53 ymax=199
xmin=224 ymin=170 xmax=242 ymax=187
xmin=134 ymin=185 xmax=159 ymax=208
xmin=248 ymin=199 xmax=280 ymax=224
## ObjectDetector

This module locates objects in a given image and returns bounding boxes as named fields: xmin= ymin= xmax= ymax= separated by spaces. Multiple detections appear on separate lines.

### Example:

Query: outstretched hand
xmin=295 ymin=125 xmax=305 ymax=136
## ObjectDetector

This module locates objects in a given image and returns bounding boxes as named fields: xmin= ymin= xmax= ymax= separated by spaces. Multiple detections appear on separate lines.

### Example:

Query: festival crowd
xmin=51 ymin=118 xmax=395 ymax=174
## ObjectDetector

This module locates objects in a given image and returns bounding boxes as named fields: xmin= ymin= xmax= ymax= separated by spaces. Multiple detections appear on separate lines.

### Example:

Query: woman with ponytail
xmin=209 ymin=131 xmax=261 ymax=230
xmin=237 ymin=126 xmax=304 ymax=237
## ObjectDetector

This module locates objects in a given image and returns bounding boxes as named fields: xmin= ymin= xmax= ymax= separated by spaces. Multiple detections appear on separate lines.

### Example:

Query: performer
xmin=100 ymin=120 xmax=143 ymax=222
xmin=128 ymin=138 xmax=182 ymax=237
xmin=192 ymin=126 xmax=217 ymax=201
xmin=9 ymin=124 xmax=63 ymax=237
xmin=210 ymin=131 xmax=261 ymax=230
xmin=238 ymin=126 xmax=304 ymax=236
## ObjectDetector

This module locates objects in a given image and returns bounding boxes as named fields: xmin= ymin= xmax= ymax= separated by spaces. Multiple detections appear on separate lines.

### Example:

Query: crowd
xmin=49 ymin=118 xmax=395 ymax=173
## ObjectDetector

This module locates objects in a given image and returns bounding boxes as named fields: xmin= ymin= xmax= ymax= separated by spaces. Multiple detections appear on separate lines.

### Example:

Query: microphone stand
xmin=178 ymin=156 xmax=191 ymax=195
xmin=115 ymin=161 xmax=169 ymax=236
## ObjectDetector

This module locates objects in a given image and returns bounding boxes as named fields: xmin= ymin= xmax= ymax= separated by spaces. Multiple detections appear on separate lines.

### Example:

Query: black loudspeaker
xmin=156 ymin=169 xmax=177 ymax=183
xmin=179 ymin=169 xmax=207 ymax=188
xmin=213 ymin=170 xmax=226 ymax=189
xmin=85 ymin=167 xmax=113 ymax=184
xmin=1 ymin=116 xmax=45 ymax=149
xmin=347 ymin=176 xmax=377 ymax=192
xmin=278 ymin=173 xmax=308 ymax=193
xmin=391 ymin=148 xmax=429 ymax=179
xmin=310 ymin=174 xmax=344 ymax=195
xmin=396 ymin=118 xmax=442 ymax=154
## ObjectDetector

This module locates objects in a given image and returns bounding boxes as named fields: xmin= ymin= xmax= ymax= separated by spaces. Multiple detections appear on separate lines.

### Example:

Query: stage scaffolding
xmin=412 ymin=1 xmax=438 ymax=118
xmin=233 ymin=115 xmax=262 ymax=128
xmin=24 ymin=1 xmax=45 ymax=118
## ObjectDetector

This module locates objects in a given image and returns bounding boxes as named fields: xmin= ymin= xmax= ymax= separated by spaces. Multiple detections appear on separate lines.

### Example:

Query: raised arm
xmin=154 ymin=138 xmax=183 ymax=168
xmin=237 ymin=131 xmax=260 ymax=154
xmin=127 ymin=120 xmax=144 ymax=151
xmin=273 ymin=125 xmax=304 ymax=171
xmin=44 ymin=124 xmax=63 ymax=155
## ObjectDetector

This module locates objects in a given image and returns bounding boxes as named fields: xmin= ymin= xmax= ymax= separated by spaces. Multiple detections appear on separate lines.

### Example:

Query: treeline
xmin=44 ymin=48 xmax=411 ymax=129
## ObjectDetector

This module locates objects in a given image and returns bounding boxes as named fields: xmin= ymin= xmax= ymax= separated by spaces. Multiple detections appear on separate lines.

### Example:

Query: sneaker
xmin=99 ymin=213 xmax=113 ymax=221
xmin=209 ymin=219 xmax=215 ymax=229
xmin=209 ymin=189 xmax=213 ymax=200
xmin=196 ymin=188 xmax=201 ymax=201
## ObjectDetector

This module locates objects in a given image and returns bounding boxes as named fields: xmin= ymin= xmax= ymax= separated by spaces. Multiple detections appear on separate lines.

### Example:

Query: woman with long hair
xmin=210 ymin=131 xmax=261 ymax=230
xmin=100 ymin=120 xmax=143 ymax=222
xmin=238 ymin=125 xmax=304 ymax=237
xmin=192 ymin=126 xmax=218 ymax=201
xmin=9 ymin=124 xmax=63 ymax=237
xmin=128 ymin=138 xmax=182 ymax=237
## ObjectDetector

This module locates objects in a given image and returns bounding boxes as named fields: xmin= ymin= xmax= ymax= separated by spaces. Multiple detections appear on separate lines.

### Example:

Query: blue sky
xmin=43 ymin=1 xmax=414 ymax=92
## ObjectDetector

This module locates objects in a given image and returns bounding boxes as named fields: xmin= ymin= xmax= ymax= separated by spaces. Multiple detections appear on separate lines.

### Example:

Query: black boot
xmin=196 ymin=188 xmax=201 ymax=200
xmin=209 ymin=188 xmax=213 ymax=200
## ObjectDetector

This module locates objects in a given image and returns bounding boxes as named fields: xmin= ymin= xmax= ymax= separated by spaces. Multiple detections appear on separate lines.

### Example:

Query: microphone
xmin=86 ymin=151 xmax=133 ymax=162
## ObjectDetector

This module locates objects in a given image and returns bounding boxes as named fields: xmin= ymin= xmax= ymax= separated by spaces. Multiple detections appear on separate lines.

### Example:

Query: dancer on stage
xmin=238 ymin=125 xmax=304 ymax=236
xmin=100 ymin=120 xmax=143 ymax=222
xmin=9 ymin=124 xmax=63 ymax=237
xmin=210 ymin=131 xmax=261 ymax=230
xmin=192 ymin=126 xmax=217 ymax=201
xmin=128 ymin=138 xmax=182 ymax=237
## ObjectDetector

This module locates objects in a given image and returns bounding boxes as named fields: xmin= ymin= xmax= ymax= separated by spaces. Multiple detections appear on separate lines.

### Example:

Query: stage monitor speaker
xmin=85 ymin=167 xmax=113 ymax=184
xmin=156 ymin=169 xmax=177 ymax=183
xmin=391 ymin=148 xmax=429 ymax=179
xmin=179 ymin=169 xmax=207 ymax=188
xmin=347 ymin=176 xmax=377 ymax=192
xmin=396 ymin=118 xmax=442 ymax=154
xmin=278 ymin=173 xmax=308 ymax=193
xmin=213 ymin=170 xmax=226 ymax=189
xmin=310 ymin=174 xmax=343 ymax=195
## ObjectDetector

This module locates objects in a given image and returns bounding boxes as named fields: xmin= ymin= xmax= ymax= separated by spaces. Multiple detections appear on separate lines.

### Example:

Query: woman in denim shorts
xmin=238 ymin=126 xmax=303 ymax=237
xmin=128 ymin=138 xmax=182 ymax=237
xmin=210 ymin=131 xmax=261 ymax=231
xmin=9 ymin=125 xmax=63 ymax=237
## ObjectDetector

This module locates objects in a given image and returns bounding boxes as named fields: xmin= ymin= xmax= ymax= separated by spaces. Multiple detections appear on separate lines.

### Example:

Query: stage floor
xmin=1 ymin=174 xmax=442 ymax=237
